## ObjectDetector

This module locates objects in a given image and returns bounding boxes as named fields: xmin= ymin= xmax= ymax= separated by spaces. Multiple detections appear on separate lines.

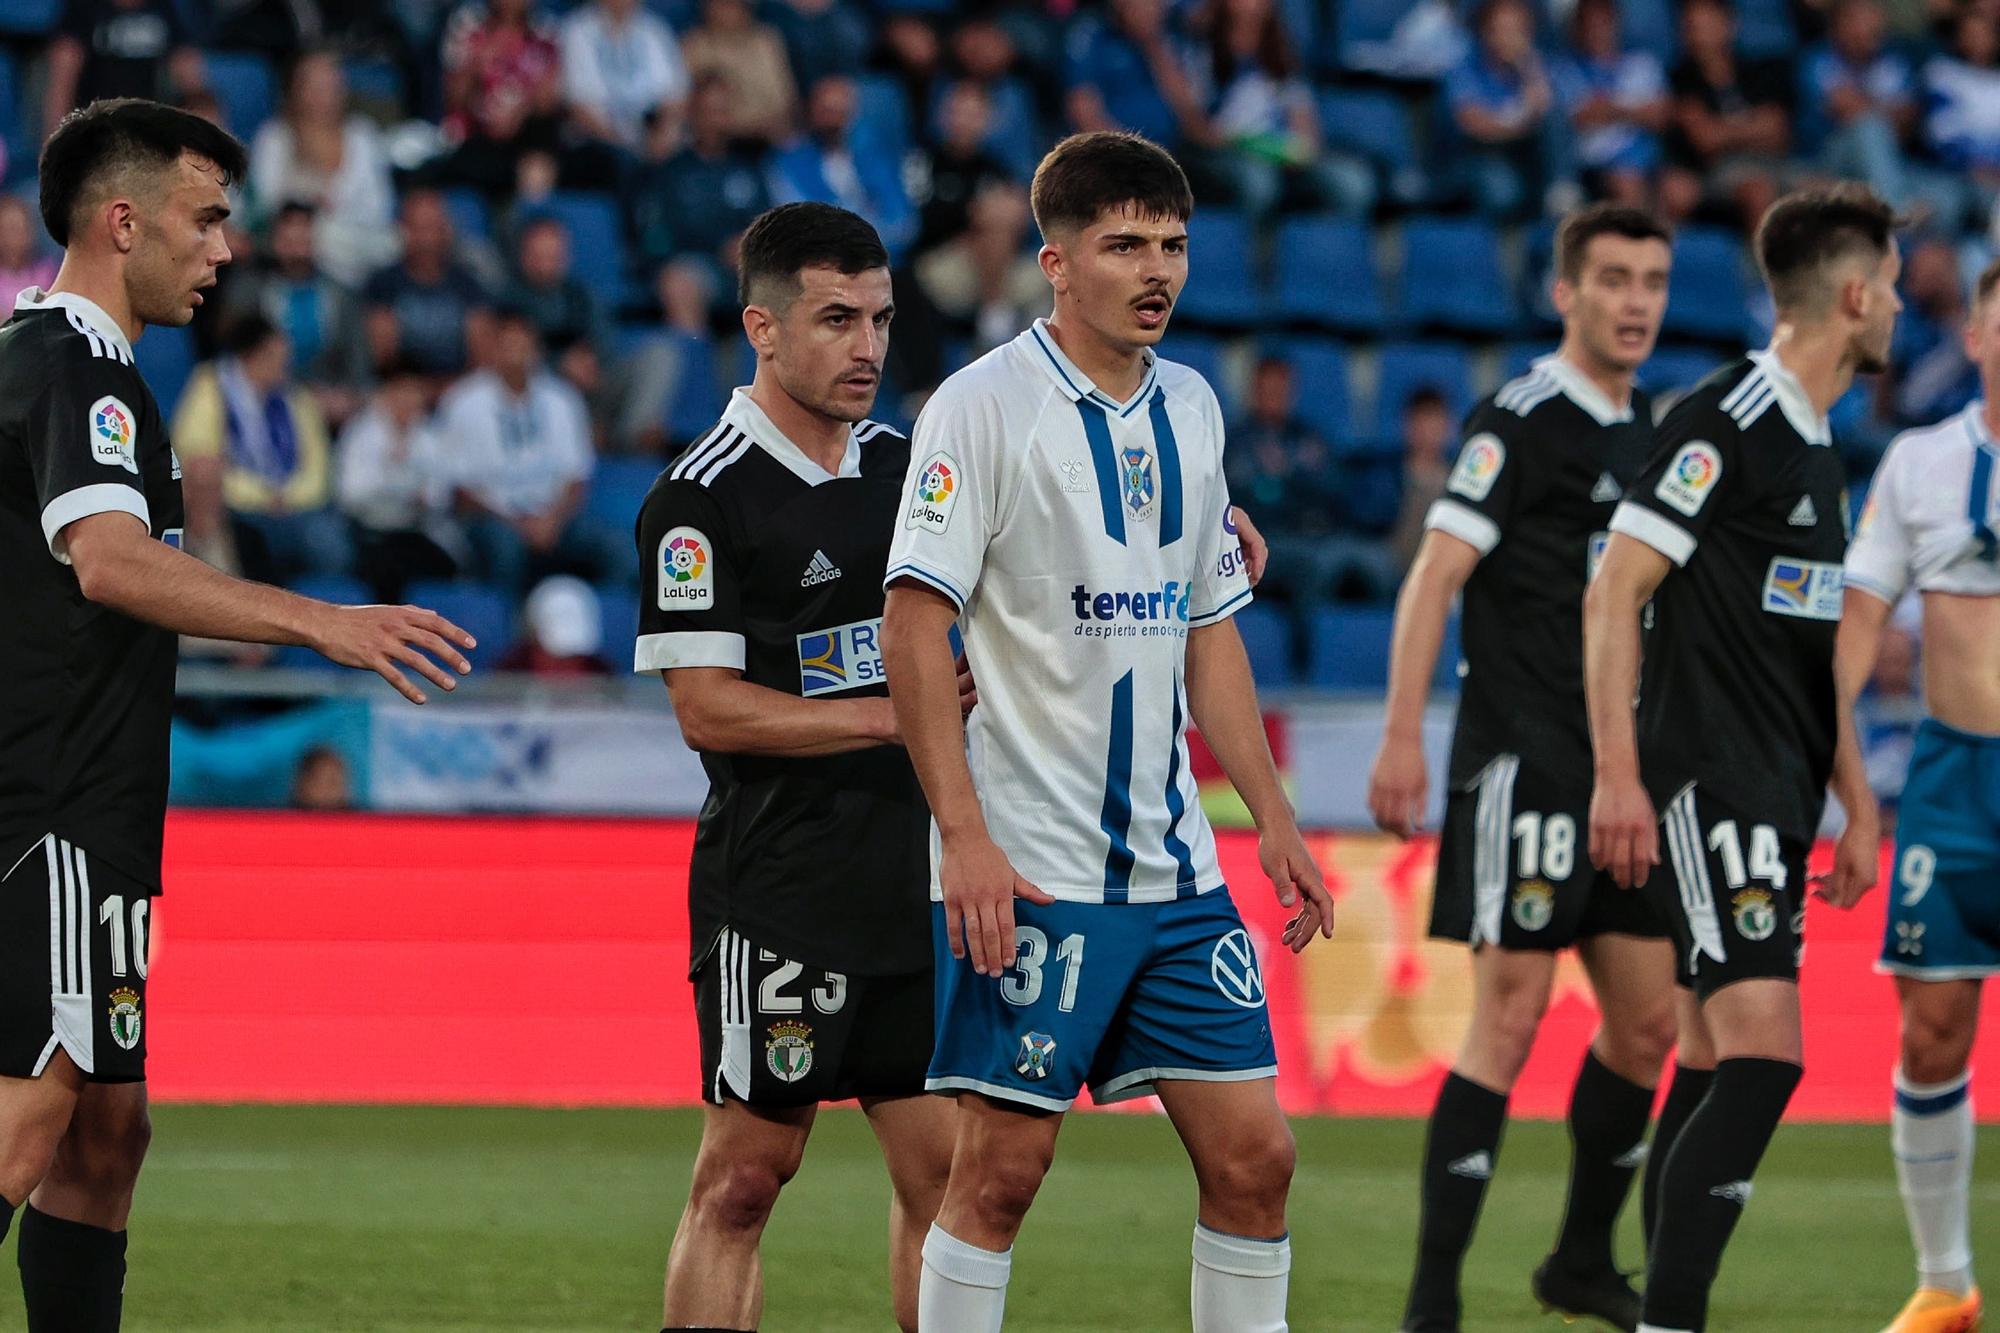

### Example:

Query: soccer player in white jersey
xmin=1836 ymin=255 xmax=2000 ymax=1333
xmin=880 ymin=131 xmax=1335 ymax=1333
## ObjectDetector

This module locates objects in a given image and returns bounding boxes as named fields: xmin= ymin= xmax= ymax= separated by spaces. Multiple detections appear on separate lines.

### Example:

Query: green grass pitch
xmin=0 ymin=1105 xmax=1986 ymax=1330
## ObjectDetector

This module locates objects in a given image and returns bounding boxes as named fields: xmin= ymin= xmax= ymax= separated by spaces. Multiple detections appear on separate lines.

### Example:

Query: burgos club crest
xmin=1512 ymin=880 xmax=1555 ymax=932
xmin=107 ymin=987 xmax=142 ymax=1051
xmin=765 ymin=1021 xmax=814 ymax=1083
xmin=1732 ymin=889 xmax=1777 ymax=942
xmin=1016 ymin=1031 xmax=1057 ymax=1080
xmin=1121 ymin=445 xmax=1156 ymax=518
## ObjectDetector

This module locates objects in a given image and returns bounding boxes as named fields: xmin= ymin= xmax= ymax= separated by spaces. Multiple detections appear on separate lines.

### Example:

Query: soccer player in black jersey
xmin=0 ymin=100 xmax=472 ymax=1332
xmin=1372 ymin=204 xmax=1676 ymax=1333
xmin=1586 ymin=186 xmax=1897 ymax=1333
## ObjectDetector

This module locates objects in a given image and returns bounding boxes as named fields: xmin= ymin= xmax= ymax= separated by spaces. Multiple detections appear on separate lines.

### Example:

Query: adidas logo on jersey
xmin=1710 ymin=1179 xmax=1754 ymax=1206
xmin=800 ymin=550 xmax=843 ymax=587
xmin=1788 ymin=495 xmax=1817 ymax=527
xmin=1447 ymin=1151 xmax=1494 ymax=1180
xmin=1591 ymin=472 xmax=1622 ymax=503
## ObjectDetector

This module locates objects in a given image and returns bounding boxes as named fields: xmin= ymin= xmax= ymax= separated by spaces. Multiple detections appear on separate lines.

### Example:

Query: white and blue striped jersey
xmin=1846 ymin=401 xmax=2000 ymax=604
xmin=884 ymin=319 xmax=1252 ymax=905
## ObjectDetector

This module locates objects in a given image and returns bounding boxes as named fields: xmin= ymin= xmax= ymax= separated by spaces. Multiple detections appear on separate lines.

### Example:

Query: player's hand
xmin=938 ymin=833 xmax=1053 ymax=978
xmin=1259 ymin=819 xmax=1334 ymax=951
xmin=310 ymin=604 xmax=476 ymax=705
xmin=1815 ymin=800 xmax=1880 ymax=909
xmin=1230 ymin=506 xmax=1268 ymax=587
xmin=1588 ymin=770 xmax=1658 ymax=889
xmin=1367 ymin=735 xmax=1427 ymax=839
xmin=955 ymin=652 xmax=978 ymax=715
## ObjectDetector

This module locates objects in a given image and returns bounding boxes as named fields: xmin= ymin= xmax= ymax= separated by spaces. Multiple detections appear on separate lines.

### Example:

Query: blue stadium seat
xmin=856 ymin=75 xmax=912 ymax=160
xmin=1333 ymin=0 xmax=1410 ymax=53
xmin=585 ymin=457 xmax=663 ymax=532
xmin=270 ymin=575 xmax=371 ymax=670
xmin=1160 ymin=332 xmax=1227 ymax=411
xmin=1275 ymin=0 xmax=1317 ymax=53
xmin=441 ymin=187 xmax=491 ymax=242
xmin=1280 ymin=339 xmax=1355 ymax=448
xmin=1234 ymin=604 xmax=1293 ymax=688
xmin=1274 ymin=215 xmax=1384 ymax=332
xmin=405 ymin=581 xmax=513 ymax=672
xmin=1398 ymin=217 xmax=1519 ymax=336
xmin=1316 ymin=88 xmax=1420 ymax=182
xmin=596 ymin=580 xmax=641 ymax=670
xmin=1734 ymin=0 xmax=1795 ymax=57
xmin=1372 ymin=341 xmax=1473 ymax=443
xmin=1307 ymin=606 xmax=1396 ymax=690
xmin=667 ymin=332 xmax=725 ymax=446
xmin=530 ymin=192 xmax=630 ymax=305
xmin=1619 ymin=0 xmax=1676 ymax=61
xmin=204 ymin=51 xmax=278 ymax=140
xmin=1662 ymin=226 xmax=1753 ymax=344
xmin=1642 ymin=345 xmax=1724 ymax=396
xmin=1500 ymin=340 xmax=1546 ymax=383
xmin=0 ymin=51 xmax=25 ymax=187
xmin=341 ymin=56 xmax=405 ymax=112
xmin=1177 ymin=211 xmax=1262 ymax=329
xmin=134 ymin=325 xmax=197 ymax=418
xmin=0 ymin=0 xmax=60 ymax=35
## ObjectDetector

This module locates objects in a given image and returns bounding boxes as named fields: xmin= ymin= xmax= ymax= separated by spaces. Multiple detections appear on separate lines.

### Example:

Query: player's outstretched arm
xmin=662 ymin=666 xmax=899 ymax=758
xmin=883 ymin=582 xmax=1050 ymax=978
xmin=1582 ymin=533 xmax=1672 ymax=888
xmin=63 ymin=511 xmax=474 ymax=705
xmin=1229 ymin=506 xmax=1268 ymax=587
xmin=1185 ymin=617 xmax=1334 ymax=952
xmin=1821 ymin=588 xmax=1893 ymax=908
xmin=1367 ymin=530 xmax=1480 ymax=839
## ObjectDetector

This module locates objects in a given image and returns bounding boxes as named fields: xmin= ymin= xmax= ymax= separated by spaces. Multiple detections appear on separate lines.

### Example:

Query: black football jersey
xmin=634 ymin=390 xmax=930 ymax=978
xmin=0 ymin=290 xmax=184 ymax=888
xmin=1609 ymin=352 xmax=1850 ymax=844
xmin=1429 ymin=356 xmax=1656 ymax=787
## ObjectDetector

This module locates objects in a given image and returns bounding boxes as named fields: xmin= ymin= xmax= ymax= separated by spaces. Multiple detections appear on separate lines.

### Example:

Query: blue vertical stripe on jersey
xmin=1100 ymin=669 xmax=1137 ymax=902
xmin=1971 ymin=442 xmax=1997 ymax=560
xmin=1147 ymin=386 xmax=1184 ymax=548
xmin=1163 ymin=680 xmax=1197 ymax=889
xmin=1077 ymin=398 xmax=1127 ymax=546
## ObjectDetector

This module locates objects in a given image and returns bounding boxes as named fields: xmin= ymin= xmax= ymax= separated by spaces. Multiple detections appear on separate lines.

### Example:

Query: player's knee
xmin=1479 ymin=985 xmax=1550 ymax=1072
xmin=964 ymin=1152 xmax=1050 ymax=1229
xmin=1605 ymin=1002 xmax=1679 ymax=1072
xmin=691 ymin=1157 xmax=789 ymax=1235
xmin=1900 ymin=1012 xmax=1974 ymax=1085
xmin=1207 ymin=1124 xmax=1296 ymax=1211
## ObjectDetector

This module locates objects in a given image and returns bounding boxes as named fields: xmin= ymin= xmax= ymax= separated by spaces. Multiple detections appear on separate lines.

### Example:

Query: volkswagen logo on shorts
xmin=1210 ymin=929 xmax=1265 ymax=1008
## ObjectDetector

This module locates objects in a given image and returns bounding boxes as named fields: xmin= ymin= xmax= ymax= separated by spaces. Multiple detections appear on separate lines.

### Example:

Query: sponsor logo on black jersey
xmin=1761 ymin=557 xmax=1843 ymax=621
xmin=797 ymin=617 xmax=884 ymax=696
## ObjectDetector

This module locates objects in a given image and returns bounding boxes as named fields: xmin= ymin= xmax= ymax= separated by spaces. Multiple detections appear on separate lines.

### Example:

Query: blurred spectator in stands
xmin=916 ymin=82 xmax=1016 ymax=255
xmin=0 ymin=197 xmax=58 ymax=307
xmin=916 ymin=180 xmax=1044 ymax=355
xmin=442 ymin=306 xmax=623 ymax=593
xmin=771 ymin=74 xmax=918 ymax=258
xmin=1388 ymin=385 xmax=1457 ymax=575
xmin=1892 ymin=232 xmax=1979 ymax=423
xmin=680 ymin=0 xmax=799 ymax=146
xmin=176 ymin=311 xmax=351 ymax=586
xmin=337 ymin=357 xmax=461 ymax=603
xmin=439 ymin=0 xmax=565 ymax=199
xmin=1554 ymin=0 xmax=1669 ymax=208
xmin=638 ymin=73 xmax=773 ymax=334
xmin=1803 ymin=0 xmax=1919 ymax=212
xmin=560 ymin=0 xmax=689 ymax=164
xmin=1183 ymin=0 xmax=1374 ymax=222
xmin=940 ymin=18 xmax=1038 ymax=180
xmin=1446 ymin=0 xmax=1568 ymax=219
xmin=1065 ymin=0 xmax=1207 ymax=149
xmin=290 ymin=746 xmax=355 ymax=812
xmin=876 ymin=14 xmax=944 ymax=116
xmin=770 ymin=0 xmax=871 ymax=90
xmin=363 ymin=187 xmax=495 ymax=379
xmin=226 ymin=201 xmax=370 ymax=425
xmin=43 ymin=0 xmax=205 ymax=133
xmin=506 ymin=213 xmax=609 ymax=396
xmin=1661 ymin=0 xmax=1791 ymax=232
xmin=498 ymin=575 xmax=614 ymax=675
xmin=248 ymin=49 xmax=398 ymax=287
xmin=1922 ymin=7 xmax=2000 ymax=235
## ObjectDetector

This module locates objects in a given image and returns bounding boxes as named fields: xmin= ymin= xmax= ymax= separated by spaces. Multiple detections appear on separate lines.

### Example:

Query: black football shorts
xmin=1647 ymin=783 xmax=1809 ymax=998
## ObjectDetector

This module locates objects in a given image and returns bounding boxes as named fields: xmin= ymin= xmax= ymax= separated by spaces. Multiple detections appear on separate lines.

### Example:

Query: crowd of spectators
xmin=0 ymin=0 xmax=1992 ymax=678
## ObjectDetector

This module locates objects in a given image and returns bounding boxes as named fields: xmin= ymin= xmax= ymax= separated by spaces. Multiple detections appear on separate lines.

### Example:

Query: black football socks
xmin=1403 ymin=1071 xmax=1509 ymax=1329
xmin=18 ymin=1204 xmax=127 ymax=1333
xmin=1641 ymin=1057 xmax=1800 ymax=1332
xmin=1551 ymin=1049 xmax=1656 ymax=1276
xmin=1642 ymin=1063 xmax=1715 ymax=1255
xmin=0 ymin=1195 xmax=14 ymax=1244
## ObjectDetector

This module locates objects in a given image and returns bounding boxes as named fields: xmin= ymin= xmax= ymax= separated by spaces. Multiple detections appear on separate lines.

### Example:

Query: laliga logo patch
xmin=907 ymin=451 xmax=959 ymax=533
xmin=1656 ymin=441 xmax=1721 ymax=517
xmin=1121 ymin=444 xmax=1156 ymax=518
xmin=657 ymin=526 xmax=714 ymax=610
xmin=107 ymin=986 xmax=142 ymax=1051
xmin=1210 ymin=929 xmax=1266 ymax=1008
xmin=89 ymin=395 xmax=138 ymax=474
xmin=1447 ymin=433 xmax=1505 ymax=503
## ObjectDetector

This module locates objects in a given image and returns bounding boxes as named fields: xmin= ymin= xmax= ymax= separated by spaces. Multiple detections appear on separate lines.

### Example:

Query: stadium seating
xmin=203 ymin=50 xmax=278 ymax=141
xmin=1734 ymin=0 xmax=1797 ymax=57
xmin=1398 ymin=217 xmax=1520 ymax=336
xmin=0 ymin=0 xmax=59 ymax=36
xmin=1306 ymin=606 xmax=1396 ymax=690
xmin=0 ymin=50 xmax=25 ymax=187
xmin=1273 ymin=214 xmax=1384 ymax=333
xmin=1280 ymin=338 xmax=1356 ymax=448
xmin=596 ymin=580 xmax=640 ymax=672
xmin=134 ymin=324 xmax=198 ymax=419
xmin=666 ymin=332 xmax=727 ymax=445
xmin=406 ymin=580 xmax=513 ymax=672
xmin=1160 ymin=331 xmax=1227 ymax=411
xmin=1234 ymin=604 xmax=1293 ymax=688
xmin=1643 ymin=345 xmax=1725 ymax=396
xmin=855 ymin=74 xmax=912 ymax=160
xmin=1315 ymin=88 xmax=1425 ymax=206
xmin=442 ymin=187 xmax=492 ymax=243
xmin=1177 ymin=211 xmax=1261 ymax=329
xmin=1662 ymin=226 xmax=1755 ymax=344
xmin=530 ymin=191 xmax=633 ymax=309
xmin=1372 ymin=341 xmax=1473 ymax=444
xmin=584 ymin=456 xmax=663 ymax=533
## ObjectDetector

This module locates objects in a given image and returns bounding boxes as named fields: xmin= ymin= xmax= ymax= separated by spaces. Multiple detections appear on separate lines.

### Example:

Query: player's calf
xmin=1187 ymin=1117 xmax=1295 ymax=1240
xmin=19 ymin=1082 xmax=149 ymax=1333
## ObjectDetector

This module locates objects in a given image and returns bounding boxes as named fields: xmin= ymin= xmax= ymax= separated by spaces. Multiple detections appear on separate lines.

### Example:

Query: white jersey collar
xmin=1963 ymin=401 xmax=1996 ymax=450
xmin=14 ymin=287 xmax=134 ymax=363
xmin=1021 ymin=318 xmax=1159 ymax=416
xmin=1748 ymin=346 xmax=1833 ymax=447
xmin=723 ymin=387 xmax=861 ymax=484
xmin=1533 ymin=353 xmax=1633 ymax=426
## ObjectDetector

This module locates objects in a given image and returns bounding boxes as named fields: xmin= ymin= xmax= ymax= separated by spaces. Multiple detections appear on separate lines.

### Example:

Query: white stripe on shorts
xmin=1664 ymin=786 xmax=1729 ymax=973
xmin=1472 ymin=755 xmax=1520 ymax=945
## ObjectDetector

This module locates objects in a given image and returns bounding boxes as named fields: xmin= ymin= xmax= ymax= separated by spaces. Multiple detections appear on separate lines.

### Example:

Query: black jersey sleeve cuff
xmin=633 ymin=630 xmax=747 ymax=673
xmin=1608 ymin=501 xmax=1696 ymax=567
xmin=1423 ymin=497 xmax=1501 ymax=556
xmin=40 ymin=484 xmax=150 ymax=564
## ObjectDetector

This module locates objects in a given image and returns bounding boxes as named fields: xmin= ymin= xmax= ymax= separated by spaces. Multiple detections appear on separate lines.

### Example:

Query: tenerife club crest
xmin=1121 ymin=444 xmax=1156 ymax=519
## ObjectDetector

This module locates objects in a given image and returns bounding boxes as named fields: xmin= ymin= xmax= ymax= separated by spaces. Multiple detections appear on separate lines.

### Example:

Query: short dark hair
xmin=1029 ymin=131 xmax=1193 ymax=240
xmin=38 ymin=98 xmax=247 ymax=247
xmin=1405 ymin=385 xmax=1449 ymax=415
xmin=1555 ymin=203 xmax=1673 ymax=282
xmin=1753 ymin=184 xmax=1898 ymax=312
xmin=221 ymin=309 xmax=280 ymax=358
xmin=1975 ymin=256 xmax=2000 ymax=310
xmin=736 ymin=202 xmax=889 ymax=309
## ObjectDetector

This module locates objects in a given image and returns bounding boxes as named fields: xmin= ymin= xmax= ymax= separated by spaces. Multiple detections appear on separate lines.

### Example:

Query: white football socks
xmin=918 ymin=1224 xmax=1011 ymax=1332
xmin=1190 ymin=1222 xmax=1291 ymax=1333
xmin=1893 ymin=1068 xmax=1976 ymax=1295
